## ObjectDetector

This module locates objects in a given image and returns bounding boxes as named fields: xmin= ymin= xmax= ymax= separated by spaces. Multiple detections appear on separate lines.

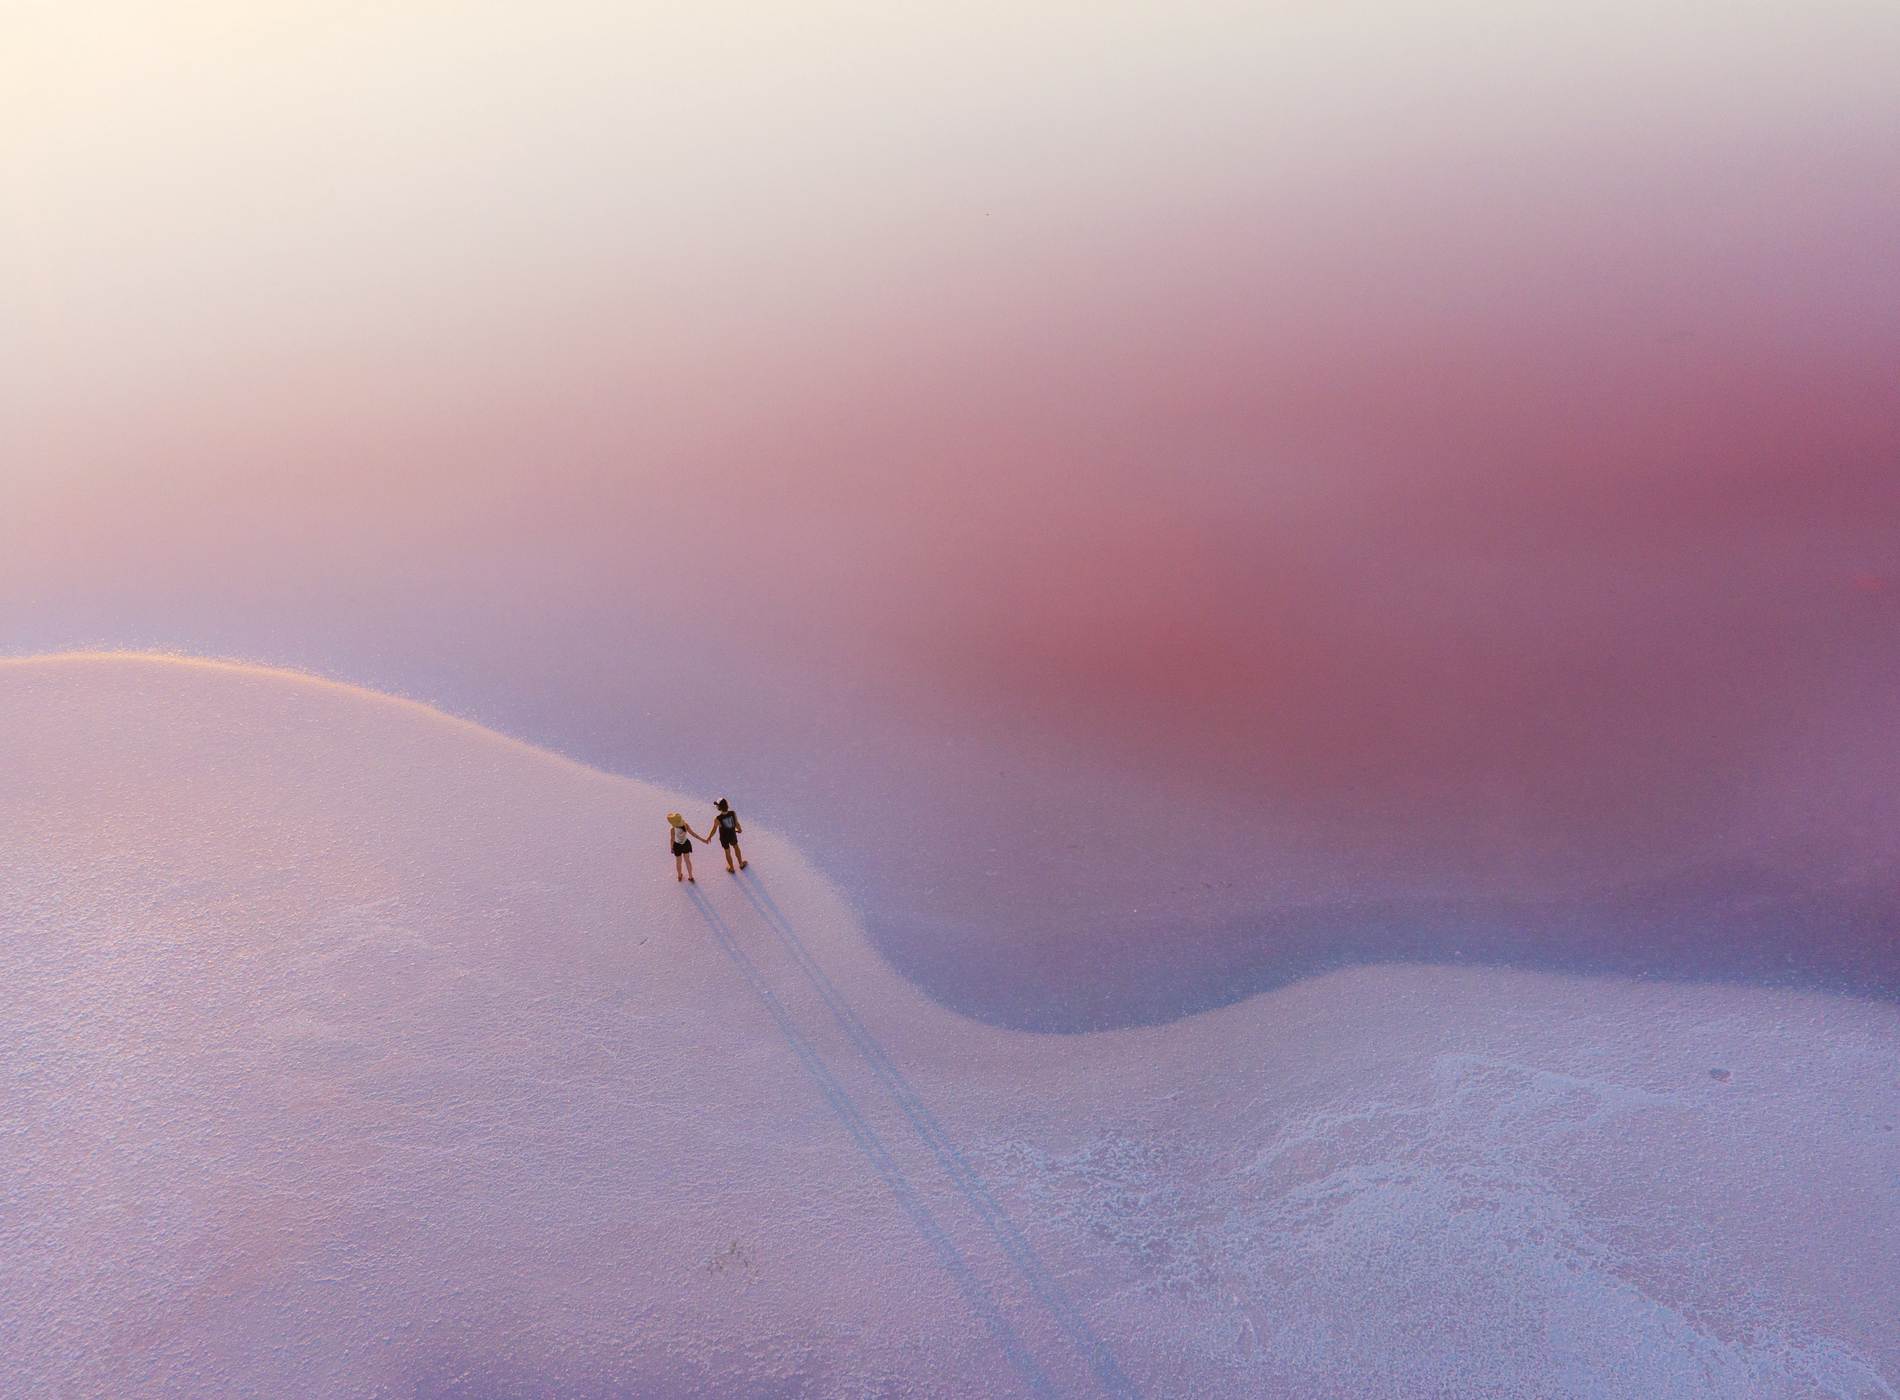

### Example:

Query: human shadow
xmin=737 ymin=876 xmax=1138 ymax=1399
xmin=683 ymin=886 xmax=1056 ymax=1397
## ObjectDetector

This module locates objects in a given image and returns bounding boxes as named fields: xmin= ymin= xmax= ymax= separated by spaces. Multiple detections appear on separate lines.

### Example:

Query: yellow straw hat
xmin=667 ymin=812 xmax=685 ymax=827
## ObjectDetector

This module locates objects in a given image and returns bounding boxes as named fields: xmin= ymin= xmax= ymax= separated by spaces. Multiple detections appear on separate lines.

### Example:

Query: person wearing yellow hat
xmin=667 ymin=811 xmax=709 ymax=883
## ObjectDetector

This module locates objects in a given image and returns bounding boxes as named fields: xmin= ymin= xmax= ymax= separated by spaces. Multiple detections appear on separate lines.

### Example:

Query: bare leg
xmin=675 ymin=852 xmax=685 ymax=881
xmin=724 ymin=843 xmax=737 ymax=873
xmin=734 ymin=842 xmax=747 ymax=871
xmin=684 ymin=852 xmax=696 ymax=882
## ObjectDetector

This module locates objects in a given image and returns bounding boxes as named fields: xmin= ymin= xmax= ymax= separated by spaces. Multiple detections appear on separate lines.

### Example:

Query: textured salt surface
xmin=3 ymin=656 xmax=1896 ymax=1396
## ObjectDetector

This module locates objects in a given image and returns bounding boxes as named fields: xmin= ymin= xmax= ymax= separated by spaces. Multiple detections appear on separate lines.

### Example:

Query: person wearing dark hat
xmin=709 ymin=798 xmax=748 ymax=873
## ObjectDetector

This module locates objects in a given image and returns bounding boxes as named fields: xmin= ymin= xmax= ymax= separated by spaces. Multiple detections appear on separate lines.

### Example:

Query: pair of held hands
xmin=672 ymin=816 xmax=738 ymax=844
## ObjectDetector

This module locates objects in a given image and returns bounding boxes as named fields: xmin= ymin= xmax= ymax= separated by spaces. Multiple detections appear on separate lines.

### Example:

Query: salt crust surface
xmin=3 ymin=655 xmax=1895 ymax=1397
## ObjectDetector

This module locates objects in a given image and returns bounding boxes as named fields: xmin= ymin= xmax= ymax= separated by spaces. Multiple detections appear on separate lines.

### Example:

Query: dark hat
xmin=715 ymin=798 xmax=730 ymax=809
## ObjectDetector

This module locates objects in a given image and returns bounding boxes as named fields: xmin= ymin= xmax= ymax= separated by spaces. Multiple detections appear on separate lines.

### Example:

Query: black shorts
xmin=718 ymin=829 xmax=739 ymax=849
xmin=671 ymin=841 xmax=691 ymax=856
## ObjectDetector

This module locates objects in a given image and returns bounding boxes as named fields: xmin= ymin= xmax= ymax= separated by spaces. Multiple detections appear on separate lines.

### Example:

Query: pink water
xmin=7 ymin=3 xmax=1898 ymax=1019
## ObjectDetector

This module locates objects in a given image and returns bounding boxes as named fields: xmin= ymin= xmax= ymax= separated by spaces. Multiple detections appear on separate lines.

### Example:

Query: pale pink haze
xmin=5 ymin=4 xmax=1900 ymax=1391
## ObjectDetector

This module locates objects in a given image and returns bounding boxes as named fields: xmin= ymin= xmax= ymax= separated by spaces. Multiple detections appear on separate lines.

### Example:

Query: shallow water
xmin=7 ymin=0 xmax=1899 ymax=1026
